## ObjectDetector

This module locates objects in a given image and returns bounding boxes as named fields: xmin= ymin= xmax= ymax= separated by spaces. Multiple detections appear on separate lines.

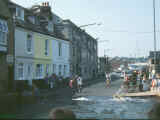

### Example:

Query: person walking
xmin=44 ymin=73 xmax=50 ymax=88
xmin=69 ymin=77 xmax=76 ymax=95
xmin=105 ymin=72 xmax=111 ymax=88
xmin=50 ymin=74 xmax=56 ymax=89
xmin=77 ymin=75 xmax=83 ymax=93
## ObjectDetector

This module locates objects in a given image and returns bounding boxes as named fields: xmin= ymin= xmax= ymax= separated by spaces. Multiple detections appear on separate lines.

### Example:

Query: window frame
xmin=58 ymin=42 xmax=62 ymax=56
xmin=58 ymin=64 xmax=62 ymax=76
xmin=45 ymin=39 xmax=49 ymax=56
xmin=53 ymin=64 xmax=56 ymax=73
xmin=26 ymin=33 xmax=32 ymax=54
xmin=16 ymin=7 xmax=24 ymax=21
xmin=17 ymin=63 xmax=24 ymax=80
xmin=36 ymin=64 xmax=44 ymax=79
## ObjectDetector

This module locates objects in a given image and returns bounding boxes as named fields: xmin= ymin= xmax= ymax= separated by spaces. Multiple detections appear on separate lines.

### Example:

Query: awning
xmin=0 ymin=19 xmax=8 ymax=33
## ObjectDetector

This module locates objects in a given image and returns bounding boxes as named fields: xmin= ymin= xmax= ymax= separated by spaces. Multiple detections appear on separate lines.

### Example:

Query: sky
xmin=11 ymin=0 xmax=160 ymax=57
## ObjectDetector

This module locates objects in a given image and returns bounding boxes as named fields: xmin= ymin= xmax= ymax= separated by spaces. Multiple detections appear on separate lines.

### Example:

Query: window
xmin=53 ymin=64 xmax=56 ymax=73
xmin=28 ymin=16 xmax=35 ymax=24
xmin=26 ymin=34 xmax=32 ymax=53
xmin=17 ymin=63 xmax=24 ymax=80
xmin=64 ymin=65 xmax=66 ymax=76
xmin=73 ymin=47 xmax=75 ymax=56
xmin=0 ymin=19 xmax=8 ymax=45
xmin=27 ymin=64 xmax=32 ymax=79
xmin=45 ymin=39 xmax=49 ymax=56
xmin=0 ymin=32 xmax=7 ymax=45
xmin=48 ymin=21 xmax=53 ymax=32
xmin=58 ymin=65 xmax=62 ymax=76
xmin=58 ymin=42 xmax=62 ymax=56
xmin=46 ymin=64 xmax=50 ymax=74
xmin=16 ymin=7 xmax=24 ymax=21
xmin=36 ymin=64 xmax=43 ymax=78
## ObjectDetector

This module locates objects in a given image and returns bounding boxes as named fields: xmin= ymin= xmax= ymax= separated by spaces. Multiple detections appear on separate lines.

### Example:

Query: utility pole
xmin=153 ymin=0 xmax=157 ymax=73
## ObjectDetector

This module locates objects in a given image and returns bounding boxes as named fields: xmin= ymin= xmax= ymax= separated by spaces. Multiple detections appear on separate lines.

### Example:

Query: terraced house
xmin=34 ymin=33 xmax=52 ymax=80
xmin=8 ymin=1 xmax=70 ymax=88
xmin=52 ymin=37 xmax=70 ymax=78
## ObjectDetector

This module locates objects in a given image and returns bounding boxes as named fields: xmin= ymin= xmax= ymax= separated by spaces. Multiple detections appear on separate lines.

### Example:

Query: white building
xmin=52 ymin=38 xmax=70 ymax=78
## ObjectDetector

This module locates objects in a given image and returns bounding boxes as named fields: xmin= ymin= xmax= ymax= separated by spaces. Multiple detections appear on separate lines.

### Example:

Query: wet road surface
xmin=32 ymin=79 xmax=155 ymax=119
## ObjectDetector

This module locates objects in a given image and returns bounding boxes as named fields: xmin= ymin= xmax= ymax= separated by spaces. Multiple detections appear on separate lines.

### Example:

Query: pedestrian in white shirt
xmin=77 ymin=75 xmax=83 ymax=93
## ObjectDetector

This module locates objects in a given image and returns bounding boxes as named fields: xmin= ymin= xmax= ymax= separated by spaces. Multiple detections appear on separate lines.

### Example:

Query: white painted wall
xmin=14 ymin=27 xmax=34 ymax=86
xmin=52 ymin=38 xmax=70 ymax=78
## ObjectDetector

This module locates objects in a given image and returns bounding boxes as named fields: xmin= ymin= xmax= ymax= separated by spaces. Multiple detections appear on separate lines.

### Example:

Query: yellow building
xmin=34 ymin=32 xmax=52 ymax=79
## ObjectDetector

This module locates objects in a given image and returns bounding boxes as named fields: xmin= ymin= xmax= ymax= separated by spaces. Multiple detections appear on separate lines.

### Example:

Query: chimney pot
xmin=47 ymin=2 xmax=49 ymax=6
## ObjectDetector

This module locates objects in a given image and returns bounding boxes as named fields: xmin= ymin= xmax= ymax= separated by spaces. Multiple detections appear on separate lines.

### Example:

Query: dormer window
xmin=48 ymin=21 xmax=53 ymax=32
xmin=16 ymin=7 xmax=24 ymax=21
xmin=28 ymin=16 xmax=35 ymax=24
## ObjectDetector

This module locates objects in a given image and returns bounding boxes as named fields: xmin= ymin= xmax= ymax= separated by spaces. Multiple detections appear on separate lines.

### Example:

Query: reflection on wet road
xmin=33 ymin=79 xmax=155 ymax=119
xmin=33 ymin=96 xmax=154 ymax=119
xmin=72 ymin=96 xmax=154 ymax=119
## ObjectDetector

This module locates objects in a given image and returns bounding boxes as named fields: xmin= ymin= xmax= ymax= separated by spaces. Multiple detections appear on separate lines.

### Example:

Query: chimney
xmin=45 ymin=2 xmax=47 ymax=6
xmin=47 ymin=2 xmax=49 ymax=6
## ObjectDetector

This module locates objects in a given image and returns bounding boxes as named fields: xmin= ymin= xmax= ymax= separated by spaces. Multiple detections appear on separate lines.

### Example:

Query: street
xmin=29 ymin=78 xmax=155 ymax=119
xmin=75 ymin=78 xmax=123 ymax=97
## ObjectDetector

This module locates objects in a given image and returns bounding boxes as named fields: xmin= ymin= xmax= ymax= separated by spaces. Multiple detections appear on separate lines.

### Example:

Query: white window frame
xmin=58 ymin=64 xmax=62 ymax=76
xmin=16 ymin=7 xmax=24 ymax=21
xmin=36 ymin=64 xmax=44 ymax=79
xmin=45 ymin=39 xmax=49 ymax=56
xmin=48 ymin=21 xmax=53 ymax=32
xmin=53 ymin=64 xmax=56 ymax=73
xmin=64 ymin=65 xmax=66 ymax=76
xmin=17 ymin=63 xmax=24 ymax=80
xmin=26 ymin=34 xmax=32 ymax=54
xmin=0 ymin=31 xmax=7 ymax=45
xmin=26 ymin=64 xmax=32 ymax=80
xmin=28 ymin=16 xmax=35 ymax=24
xmin=0 ymin=19 xmax=8 ymax=45
xmin=46 ymin=64 xmax=50 ymax=74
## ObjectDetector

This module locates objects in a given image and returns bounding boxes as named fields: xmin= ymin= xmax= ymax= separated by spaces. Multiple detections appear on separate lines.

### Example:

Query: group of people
xmin=69 ymin=75 xmax=83 ymax=94
xmin=44 ymin=73 xmax=68 ymax=89
xmin=138 ymin=72 xmax=148 ymax=92
xmin=123 ymin=71 xmax=149 ymax=92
